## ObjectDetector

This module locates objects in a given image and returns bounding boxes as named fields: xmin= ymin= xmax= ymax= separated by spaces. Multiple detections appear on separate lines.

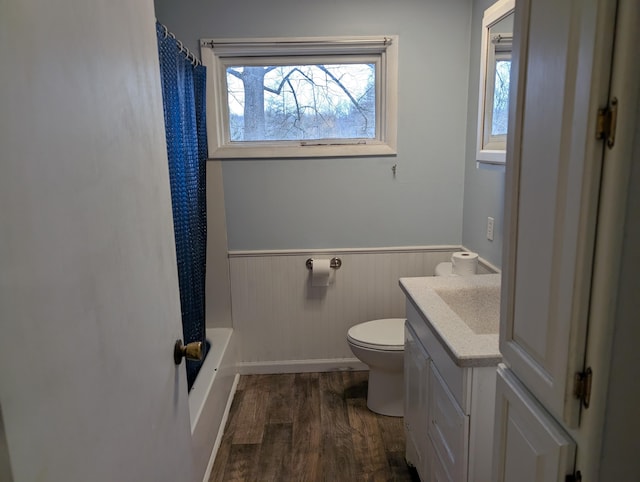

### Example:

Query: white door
xmin=0 ymin=1 xmax=194 ymax=481
xmin=493 ymin=366 xmax=576 ymax=482
xmin=500 ymin=0 xmax=617 ymax=427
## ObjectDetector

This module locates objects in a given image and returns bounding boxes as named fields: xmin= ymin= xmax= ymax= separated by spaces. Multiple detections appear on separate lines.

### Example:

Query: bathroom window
xmin=200 ymin=36 xmax=398 ymax=158
xmin=476 ymin=0 xmax=514 ymax=165
xmin=483 ymin=36 xmax=512 ymax=147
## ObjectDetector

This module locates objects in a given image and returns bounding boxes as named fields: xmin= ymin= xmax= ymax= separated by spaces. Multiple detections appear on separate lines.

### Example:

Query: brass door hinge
xmin=596 ymin=97 xmax=618 ymax=148
xmin=574 ymin=368 xmax=593 ymax=408
xmin=566 ymin=470 xmax=582 ymax=482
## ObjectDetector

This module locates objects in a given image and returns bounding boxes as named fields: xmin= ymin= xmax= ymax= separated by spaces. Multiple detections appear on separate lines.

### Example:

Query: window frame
xmin=200 ymin=36 xmax=398 ymax=159
xmin=476 ymin=0 xmax=515 ymax=165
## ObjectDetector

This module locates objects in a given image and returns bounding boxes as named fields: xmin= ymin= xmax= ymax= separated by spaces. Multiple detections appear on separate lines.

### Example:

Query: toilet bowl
xmin=347 ymin=318 xmax=405 ymax=417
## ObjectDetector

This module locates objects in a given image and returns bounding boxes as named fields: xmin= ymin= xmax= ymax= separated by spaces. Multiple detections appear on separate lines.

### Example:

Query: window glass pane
xmin=226 ymin=63 xmax=376 ymax=142
xmin=491 ymin=59 xmax=511 ymax=136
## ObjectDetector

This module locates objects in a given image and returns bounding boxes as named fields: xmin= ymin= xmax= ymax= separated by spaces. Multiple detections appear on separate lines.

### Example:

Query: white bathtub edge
xmin=190 ymin=328 xmax=237 ymax=482
xmin=201 ymin=372 xmax=239 ymax=482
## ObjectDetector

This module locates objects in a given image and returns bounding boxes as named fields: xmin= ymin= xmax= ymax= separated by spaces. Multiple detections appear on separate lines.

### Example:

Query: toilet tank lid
xmin=347 ymin=318 xmax=405 ymax=348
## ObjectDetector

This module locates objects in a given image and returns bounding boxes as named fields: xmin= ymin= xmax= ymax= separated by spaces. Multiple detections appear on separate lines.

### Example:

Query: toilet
xmin=347 ymin=253 xmax=479 ymax=417
xmin=347 ymin=318 xmax=405 ymax=417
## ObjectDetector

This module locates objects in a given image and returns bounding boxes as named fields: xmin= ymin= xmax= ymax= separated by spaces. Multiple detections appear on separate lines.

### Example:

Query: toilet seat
xmin=347 ymin=318 xmax=405 ymax=351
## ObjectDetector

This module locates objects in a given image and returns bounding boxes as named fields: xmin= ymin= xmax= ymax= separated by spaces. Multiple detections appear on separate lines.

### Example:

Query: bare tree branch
xmin=316 ymin=65 xmax=368 ymax=124
xmin=286 ymin=78 xmax=301 ymax=122
xmin=263 ymin=67 xmax=317 ymax=95
xmin=227 ymin=68 xmax=243 ymax=80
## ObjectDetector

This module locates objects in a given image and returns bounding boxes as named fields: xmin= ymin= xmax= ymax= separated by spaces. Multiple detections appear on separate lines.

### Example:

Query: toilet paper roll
xmin=311 ymin=258 xmax=332 ymax=286
xmin=451 ymin=251 xmax=478 ymax=276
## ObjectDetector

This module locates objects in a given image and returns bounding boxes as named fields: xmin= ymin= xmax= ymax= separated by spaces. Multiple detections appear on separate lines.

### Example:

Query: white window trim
xmin=476 ymin=0 xmax=514 ymax=165
xmin=199 ymin=36 xmax=398 ymax=159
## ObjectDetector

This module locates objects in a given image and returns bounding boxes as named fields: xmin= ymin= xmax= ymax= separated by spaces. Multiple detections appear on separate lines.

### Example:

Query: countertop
xmin=399 ymin=274 xmax=502 ymax=367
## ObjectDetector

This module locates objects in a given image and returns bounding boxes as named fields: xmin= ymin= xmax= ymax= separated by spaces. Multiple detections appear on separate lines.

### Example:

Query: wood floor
xmin=210 ymin=371 xmax=419 ymax=482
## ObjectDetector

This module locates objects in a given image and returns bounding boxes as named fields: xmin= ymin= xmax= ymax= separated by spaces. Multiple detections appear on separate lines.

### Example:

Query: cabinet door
xmin=501 ymin=0 xmax=613 ymax=426
xmin=430 ymin=438 xmax=454 ymax=482
xmin=493 ymin=365 xmax=576 ymax=482
xmin=429 ymin=364 xmax=469 ymax=482
xmin=404 ymin=323 xmax=430 ymax=479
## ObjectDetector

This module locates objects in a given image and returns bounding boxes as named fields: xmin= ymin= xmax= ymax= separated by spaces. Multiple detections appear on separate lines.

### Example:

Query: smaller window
xmin=476 ymin=0 xmax=514 ymax=165
xmin=491 ymin=58 xmax=511 ymax=137
xmin=484 ymin=35 xmax=512 ymax=146
xmin=200 ymin=36 xmax=398 ymax=158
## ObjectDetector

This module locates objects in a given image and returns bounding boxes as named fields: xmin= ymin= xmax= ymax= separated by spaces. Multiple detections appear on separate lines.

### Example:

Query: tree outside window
xmin=226 ymin=63 xmax=376 ymax=142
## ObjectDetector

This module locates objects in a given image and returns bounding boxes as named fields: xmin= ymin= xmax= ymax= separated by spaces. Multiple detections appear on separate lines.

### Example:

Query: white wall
xmin=154 ymin=0 xmax=474 ymax=250
xmin=205 ymin=161 xmax=233 ymax=329
xmin=461 ymin=0 xmax=507 ymax=268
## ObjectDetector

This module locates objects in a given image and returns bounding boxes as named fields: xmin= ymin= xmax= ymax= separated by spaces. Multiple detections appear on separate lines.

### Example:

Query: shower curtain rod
xmin=157 ymin=20 xmax=202 ymax=66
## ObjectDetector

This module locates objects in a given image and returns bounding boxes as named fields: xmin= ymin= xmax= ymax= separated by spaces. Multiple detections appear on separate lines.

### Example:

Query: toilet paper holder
xmin=306 ymin=257 xmax=342 ymax=270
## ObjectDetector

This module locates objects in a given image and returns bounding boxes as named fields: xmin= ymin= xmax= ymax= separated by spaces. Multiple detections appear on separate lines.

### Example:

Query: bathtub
xmin=188 ymin=328 xmax=238 ymax=482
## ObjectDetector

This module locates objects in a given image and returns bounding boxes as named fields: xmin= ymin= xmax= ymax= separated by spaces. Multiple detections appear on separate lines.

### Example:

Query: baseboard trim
xmin=202 ymin=373 xmax=240 ymax=482
xmin=478 ymin=257 xmax=501 ymax=274
xmin=237 ymin=358 xmax=368 ymax=375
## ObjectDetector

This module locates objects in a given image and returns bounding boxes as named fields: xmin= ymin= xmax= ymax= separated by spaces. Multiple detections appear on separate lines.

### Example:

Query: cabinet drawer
xmin=429 ymin=363 xmax=469 ymax=482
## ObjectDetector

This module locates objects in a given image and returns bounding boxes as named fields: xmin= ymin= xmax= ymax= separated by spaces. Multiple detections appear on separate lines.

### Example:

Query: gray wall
xmin=155 ymin=0 xmax=474 ymax=250
xmin=461 ymin=0 xmax=507 ymax=267
xmin=599 ymin=48 xmax=640 ymax=479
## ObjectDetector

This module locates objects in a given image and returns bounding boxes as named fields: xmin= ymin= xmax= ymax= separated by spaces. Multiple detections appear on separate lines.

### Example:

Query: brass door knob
xmin=174 ymin=339 xmax=204 ymax=365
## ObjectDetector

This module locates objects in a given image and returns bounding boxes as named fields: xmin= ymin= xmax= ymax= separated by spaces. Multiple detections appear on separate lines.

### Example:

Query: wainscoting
xmin=229 ymin=246 xmax=495 ymax=373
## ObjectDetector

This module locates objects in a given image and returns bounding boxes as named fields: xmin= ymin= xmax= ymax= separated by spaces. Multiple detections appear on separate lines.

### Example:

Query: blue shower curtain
xmin=156 ymin=23 xmax=208 ymax=391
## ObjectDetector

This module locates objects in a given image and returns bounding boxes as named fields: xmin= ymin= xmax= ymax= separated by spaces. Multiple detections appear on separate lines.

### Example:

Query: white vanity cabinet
xmin=402 ymin=292 xmax=499 ymax=482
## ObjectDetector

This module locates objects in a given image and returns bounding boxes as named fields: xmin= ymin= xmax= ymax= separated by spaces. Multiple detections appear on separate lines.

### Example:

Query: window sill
xmin=476 ymin=149 xmax=506 ymax=165
xmin=210 ymin=142 xmax=397 ymax=159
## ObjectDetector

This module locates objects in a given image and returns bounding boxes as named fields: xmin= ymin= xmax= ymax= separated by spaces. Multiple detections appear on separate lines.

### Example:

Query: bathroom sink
xmin=399 ymin=274 xmax=502 ymax=366
xmin=432 ymin=284 xmax=500 ymax=334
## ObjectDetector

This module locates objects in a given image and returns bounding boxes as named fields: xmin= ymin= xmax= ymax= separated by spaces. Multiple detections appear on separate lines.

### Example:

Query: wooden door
xmin=500 ymin=0 xmax=616 ymax=427
xmin=0 ymin=1 xmax=194 ymax=480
